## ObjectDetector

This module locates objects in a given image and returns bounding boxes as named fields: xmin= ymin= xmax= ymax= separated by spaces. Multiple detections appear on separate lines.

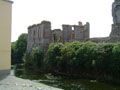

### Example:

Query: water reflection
xmin=14 ymin=65 xmax=120 ymax=90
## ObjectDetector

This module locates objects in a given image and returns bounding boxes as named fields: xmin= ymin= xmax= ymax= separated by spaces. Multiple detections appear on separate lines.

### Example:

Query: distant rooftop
xmin=3 ymin=0 xmax=13 ymax=3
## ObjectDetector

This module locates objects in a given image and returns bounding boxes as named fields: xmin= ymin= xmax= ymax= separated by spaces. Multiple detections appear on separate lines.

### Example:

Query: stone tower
xmin=62 ymin=25 xmax=73 ymax=43
xmin=110 ymin=0 xmax=120 ymax=37
xmin=27 ymin=21 xmax=52 ymax=52
xmin=74 ymin=22 xmax=90 ymax=42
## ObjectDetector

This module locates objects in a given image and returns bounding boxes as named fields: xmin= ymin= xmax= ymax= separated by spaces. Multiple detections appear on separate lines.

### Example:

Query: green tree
xmin=60 ymin=41 xmax=83 ymax=73
xmin=95 ymin=43 xmax=114 ymax=74
xmin=11 ymin=33 xmax=28 ymax=64
xmin=32 ymin=47 xmax=45 ymax=68
xmin=11 ymin=42 xmax=16 ymax=64
xmin=47 ymin=43 xmax=64 ymax=71
xmin=76 ymin=41 xmax=97 ymax=73
xmin=111 ymin=43 xmax=120 ymax=77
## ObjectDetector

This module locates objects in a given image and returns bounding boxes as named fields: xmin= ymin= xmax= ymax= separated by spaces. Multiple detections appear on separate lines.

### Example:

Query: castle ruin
xmin=27 ymin=0 xmax=120 ymax=52
xmin=27 ymin=21 xmax=90 ymax=52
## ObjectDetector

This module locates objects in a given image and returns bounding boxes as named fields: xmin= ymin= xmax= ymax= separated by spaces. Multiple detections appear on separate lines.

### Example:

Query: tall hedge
xmin=24 ymin=41 xmax=120 ymax=80
xmin=46 ymin=41 xmax=120 ymax=78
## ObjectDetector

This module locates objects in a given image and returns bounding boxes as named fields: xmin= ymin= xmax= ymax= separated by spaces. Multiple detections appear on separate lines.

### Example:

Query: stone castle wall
xmin=27 ymin=21 xmax=52 ymax=52
xmin=27 ymin=21 xmax=90 ymax=52
xmin=27 ymin=0 xmax=120 ymax=52
xmin=74 ymin=22 xmax=89 ymax=42
xmin=62 ymin=25 xmax=73 ymax=43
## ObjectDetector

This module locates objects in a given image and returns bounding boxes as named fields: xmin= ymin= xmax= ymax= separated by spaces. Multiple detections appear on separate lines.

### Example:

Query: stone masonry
xmin=27 ymin=21 xmax=52 ymax=52
xmin=110 ymin=0 xmax=120 ymax=38
xmin=27 ymin=21 xmax=90 ymax=52
xmin=74 ymin=22 xmax=89 ymax=42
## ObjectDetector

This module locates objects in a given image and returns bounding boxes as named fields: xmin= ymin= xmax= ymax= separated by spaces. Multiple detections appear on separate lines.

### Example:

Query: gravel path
xmin=0 ymin=75 xmax=62 ymax=90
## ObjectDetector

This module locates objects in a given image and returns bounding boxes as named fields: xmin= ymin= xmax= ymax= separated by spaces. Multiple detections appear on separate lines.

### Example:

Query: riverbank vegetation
xmin=23 ymin=41 xmax=120 ymax=84
xmin=11 ymin=35 xmax=120 ymax=84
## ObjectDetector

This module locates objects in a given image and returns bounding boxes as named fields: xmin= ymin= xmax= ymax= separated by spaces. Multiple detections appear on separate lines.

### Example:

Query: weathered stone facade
xmin=109 ymin=0 xmax=120 ymax=42
xmin=110 ymin=23 xmax=120 ymax=37
xmin=112 ymin=0 xmax=120 ymax=24
xmin=110 ymin=0 xmax=120 ymax=38
xmin=27 ymin=21 xmax=90 ymax=52
xmin=27 ymin=21 xmax=52 ymax=52
xmin=74 ymin=22 xmax=90 ymax=42
xmin=62 ymin=25 xmax=73 ymax=43
xmin=61 ymin=22 xmax=90 ymax=43
xmin=52 ymin=29 xmax=62 ymax=43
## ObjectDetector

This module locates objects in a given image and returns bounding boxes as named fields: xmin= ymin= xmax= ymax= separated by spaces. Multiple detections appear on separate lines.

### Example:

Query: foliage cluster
xmin=12 ymin=34 xmax=120 ymax=81
xmin=11 ymin=33 xmax=28 ymax=64
xmin=23 ymin=47 xmax=45 ymax=68
xmin=23 ymin=41 xmax=120 ymax=78
xmin=47 ymin=41 xmax=120 ymax=79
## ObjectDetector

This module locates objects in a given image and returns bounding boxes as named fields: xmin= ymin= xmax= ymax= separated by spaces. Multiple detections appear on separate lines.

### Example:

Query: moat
xmin=12 ymin=65 xmax=120 ymax=90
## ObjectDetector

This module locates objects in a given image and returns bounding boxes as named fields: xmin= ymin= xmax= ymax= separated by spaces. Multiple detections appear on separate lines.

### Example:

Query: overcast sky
xmin=11 ymin=0 xmax=114 ymax=42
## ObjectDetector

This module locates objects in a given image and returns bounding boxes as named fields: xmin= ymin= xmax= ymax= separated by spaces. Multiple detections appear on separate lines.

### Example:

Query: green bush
xmin=23 ymin=53 xmax=33 ymax=65
xmin=47 ymin=43 xmax=64 ymax=71
xmin=23 ymin=47 xmax=45 ymax=68
xmin=61 ymin=42 xmax=83 ymax=73
xmin=23 ymin=41 xmax=120 ymax=81
xmin=11 ymin=33 xmax=28 ymax=64
xmin=111 ymin=43 xmax=120 ymax=77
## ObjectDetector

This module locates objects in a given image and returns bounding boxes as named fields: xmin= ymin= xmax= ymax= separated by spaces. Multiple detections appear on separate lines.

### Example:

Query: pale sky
xmin=11 ymin=0 xmax=114 ymax=42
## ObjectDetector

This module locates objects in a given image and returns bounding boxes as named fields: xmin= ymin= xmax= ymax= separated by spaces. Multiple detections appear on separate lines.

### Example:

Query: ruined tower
xmin=62 ymin=25 xmax=73 ymax=43
xmin=27 ymin=21 xmax=52 ymax=52
xmin=40 ymin=21 xmax=52 ymax=49
xmin=110 ymin=0 xmax=120 ymax=37
xmin=73 ymin=22 xmax=90 ymax=42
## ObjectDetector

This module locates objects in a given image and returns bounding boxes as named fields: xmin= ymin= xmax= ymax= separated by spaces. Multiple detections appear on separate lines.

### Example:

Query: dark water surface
xmin=13 ymin=65 xmax=120 ymax=90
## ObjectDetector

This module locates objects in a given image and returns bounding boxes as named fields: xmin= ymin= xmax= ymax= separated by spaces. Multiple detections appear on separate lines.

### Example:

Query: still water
xmin=13 ymin=65 xmax=120 ymax=90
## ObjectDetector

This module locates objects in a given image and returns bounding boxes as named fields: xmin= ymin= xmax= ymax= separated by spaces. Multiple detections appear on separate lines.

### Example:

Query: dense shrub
xmin=111 ymin=43 xmax=120 ymax=77
xmin=23 ymin=53 xmax=33 ymax=65
xmin=23 ymin=41 xmax=120 ymax=82
xmin=47 ymin=43 xmax=64 ymax=71
xmin=76 ymin=41 xmax=97 ymax=73
xmin=94 ymin=43 xmax=114 ymax=74
xmin=23 ymin=47 xmax=45 ymax=68
xmin=46 ymin=41 xmax=120 ymax=78
xmin=11 ymin=33 xmax=28 ymax=64
xmin=47 ymin=41 xmax=97 ymax=74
